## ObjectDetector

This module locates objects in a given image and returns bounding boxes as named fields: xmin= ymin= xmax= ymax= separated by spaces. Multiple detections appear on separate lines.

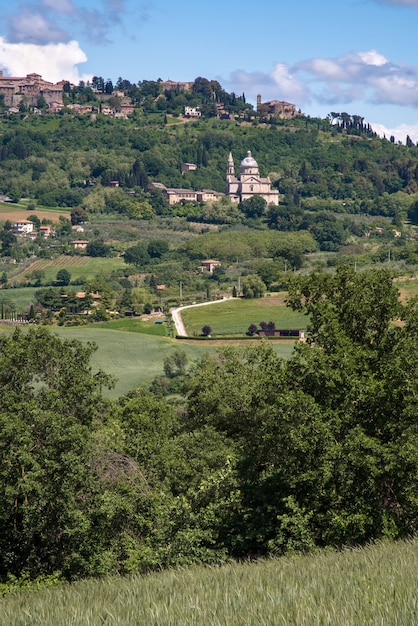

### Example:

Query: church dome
xmin=240 ymin=150 xmax=258 ymax=169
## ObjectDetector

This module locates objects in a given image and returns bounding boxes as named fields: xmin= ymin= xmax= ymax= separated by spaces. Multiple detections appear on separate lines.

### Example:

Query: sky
xmin=1 ymin=0 xmax=418 ymax=142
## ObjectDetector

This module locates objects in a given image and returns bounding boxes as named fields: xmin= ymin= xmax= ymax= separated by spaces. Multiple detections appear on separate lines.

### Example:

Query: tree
xmin=56 ymin=268 xmax=72 ymax=286
xmin=124 ymin=244 xmax=151 ymax=267
xmin=0 ymin=229 xmax=17 ymax=256
xmin=0 ymin=328 xmax=113 ymax=580
xmin=238 ymin=195 xmax=267 ymax=219
xmin=147 ymin=239 xmax=169 ymax=258
xmin=28 ymin=214 xmax=41 ymax=229
xmin=283 ymin=266 xmax=418 ymax=545
xmin=242 ymin=275 xmax=266 ymax=299
xmin=28 ymin=269 xmax=45 ymax=286
xmin=201 ymin=325 xmax=212 ymax=336
xmin=70 ymin=208 xmax=88 ymax=225
xmin=86 ymin=240 xmax=110 ymax=257
xmin=163 ymin=349 xmax=188 ymax=378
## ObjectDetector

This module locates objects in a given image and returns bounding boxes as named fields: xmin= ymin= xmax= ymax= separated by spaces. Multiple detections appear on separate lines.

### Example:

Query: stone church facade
xmin=226 ymin=151 xmax=279 ymax=205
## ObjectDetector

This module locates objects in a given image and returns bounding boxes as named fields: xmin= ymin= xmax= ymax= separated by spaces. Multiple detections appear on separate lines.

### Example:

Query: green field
xmin=54 ymin=327 xmax=298 ymax=397
xmin=43 ymin=327 xmax=220 ymax=398
xmin=94 ymin=317 xmax=169 ymax=336
xmin=16 ymin=255 xmax=126 ymax=285
xmin=181 ymin=296 xmax=308 ymax=337
xmin=2 ymin=538 xmax=417 ymax=625
xmin=0 ymin=286 xmax=42 ymax=310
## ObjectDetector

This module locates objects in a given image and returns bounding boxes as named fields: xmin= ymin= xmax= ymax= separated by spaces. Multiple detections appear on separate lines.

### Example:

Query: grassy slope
xmin=180 ymin=296 xmax=308 ymax=336
xmin=2 ymin=539 xmax=417 ymax=625
xmin=54 ymin=327 xmax=297 ymax=397
xmin=46 ymin=327 xmax=221 ymax=398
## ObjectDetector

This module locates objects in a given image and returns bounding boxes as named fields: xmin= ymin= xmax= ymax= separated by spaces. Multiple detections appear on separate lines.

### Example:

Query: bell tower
xmin=226 ymin=152 xmax=235 ymax=178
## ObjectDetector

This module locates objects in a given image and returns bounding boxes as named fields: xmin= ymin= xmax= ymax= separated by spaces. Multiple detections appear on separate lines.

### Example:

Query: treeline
xmin=1 ymin=267 xmax=418 ymax=585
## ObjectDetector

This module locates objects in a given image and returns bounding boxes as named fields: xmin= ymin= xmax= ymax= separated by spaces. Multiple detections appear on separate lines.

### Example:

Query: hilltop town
xmin=0 ymin=71 xmax=298 ymax=120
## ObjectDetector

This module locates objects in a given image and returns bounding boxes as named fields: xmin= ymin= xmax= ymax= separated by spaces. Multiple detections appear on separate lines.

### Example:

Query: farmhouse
xmin=200 ymin=259 xmax=221 ymax=273
xmin=12 ymin=220 xmax=34 ymax=235
xmin=70 ymin=240 xmax=89 ymax=250
xmin=149 ymin=182 xmax=222 ymax=206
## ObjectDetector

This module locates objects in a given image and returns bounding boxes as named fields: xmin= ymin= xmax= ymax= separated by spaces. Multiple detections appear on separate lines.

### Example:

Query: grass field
xmin=0 ymin=286 xmax=46 ymax=310
xmin=94 ymin=317 xmax=169 ymax=336
xmin=180 ymin=296 xmax=308 ymax=337
xmin=1 ymin=538 xmax=417 ymax=625
xmin=55 ymin=327 xmax=298 ymax=397
xmin=15 ymin=255 xmax=126 ymax=285
xmin=43 ymin=327 xmax=220 ymax=397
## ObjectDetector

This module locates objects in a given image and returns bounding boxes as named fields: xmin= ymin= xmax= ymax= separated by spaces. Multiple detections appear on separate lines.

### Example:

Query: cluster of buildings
xmin=0 ymin=72 xmax=64 ymax=110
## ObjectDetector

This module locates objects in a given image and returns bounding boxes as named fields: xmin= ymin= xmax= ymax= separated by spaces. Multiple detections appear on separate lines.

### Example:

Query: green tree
xmin=86 ymin=240 xmax=110 ymax=257
xmin=0 ymin=229 xmax=17 ymax=256
xmin=56 ymin=268 xmax=72 ymax=286
xmin=0 ymin=328 xmax=113 ymax=580
xmin=70 ymin=208 xmax=88 ymax=225
xmin=284 ymin=266 xmax=418 ymax=544
xmin=242 ymin=274 xmax=266 ymax=298
xmin=164 ymin=349 xmax=188 ymax=378
xmin=147 ymin=239 xmax=169 ymax=258
xmin=124 ymin=244 xmax=151 ymax=267
xmin=28 ymin=269 xmax=45 ymax=286
xmin=238 ymin=195 xmax=267 ymax=219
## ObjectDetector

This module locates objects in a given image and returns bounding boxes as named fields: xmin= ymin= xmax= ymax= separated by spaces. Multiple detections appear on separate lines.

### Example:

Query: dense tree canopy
xmin=1 ymin=268 xmax=418 ymax=586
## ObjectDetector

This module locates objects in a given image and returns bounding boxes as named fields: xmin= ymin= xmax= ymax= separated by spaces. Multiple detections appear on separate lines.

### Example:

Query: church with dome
xmin=226 ymin=151 xmax=279 ymax=205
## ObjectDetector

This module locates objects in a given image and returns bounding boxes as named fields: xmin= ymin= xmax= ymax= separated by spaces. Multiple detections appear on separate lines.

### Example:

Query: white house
xmin=12 ymin=220 xmax=34 ymax=235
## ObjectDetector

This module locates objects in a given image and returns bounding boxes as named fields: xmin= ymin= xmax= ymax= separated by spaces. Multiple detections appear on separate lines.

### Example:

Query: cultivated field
xmin=180 ymin=295 xmax=308 ymax=337
xmin=0 ymin=202 xmax=71 ymax=223
xmin=13 ymin=255 xmax=126 ymax=285
xmin=2 ymin=538 xmax=417 ymax=625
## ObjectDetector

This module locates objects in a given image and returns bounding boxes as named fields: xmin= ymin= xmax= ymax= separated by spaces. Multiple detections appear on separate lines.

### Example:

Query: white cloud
xmin=0 ymin=37 xmax=91 ymax=84
xmin=357 ymin=50 xmax=387 ymax=66
xmin=372 ymin=121 xmax=418 ymax=144
xmin=270 ymin=63 xmax=309 ymax=101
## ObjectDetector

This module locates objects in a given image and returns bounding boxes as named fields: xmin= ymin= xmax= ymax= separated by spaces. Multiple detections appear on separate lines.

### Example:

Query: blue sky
xmin=1 ymin=0 xmax=418 ymax=141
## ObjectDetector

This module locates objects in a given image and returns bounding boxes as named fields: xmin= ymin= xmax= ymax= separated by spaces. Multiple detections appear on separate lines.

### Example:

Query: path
xmin=171 ymin=297 xmax=234 ymax=337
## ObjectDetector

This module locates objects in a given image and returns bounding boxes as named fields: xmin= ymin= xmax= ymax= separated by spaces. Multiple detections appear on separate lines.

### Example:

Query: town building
xmin=226 ymin=151 xmax=279 ymax=205
xmin=149 ymin=183 xmax=222 ymax=205
xmin=256 ymin=95 xmax=297 ymax=119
